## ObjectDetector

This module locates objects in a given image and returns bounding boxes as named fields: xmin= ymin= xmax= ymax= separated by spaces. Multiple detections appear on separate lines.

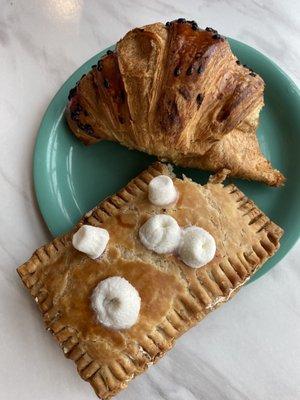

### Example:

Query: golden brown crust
xmin=176 ymin=108 xmax=284 ymax=186
xmin=66 ymin=20 xmax=285 ymax=186
xmin=17 ymin=162 xmax=283 ymax=399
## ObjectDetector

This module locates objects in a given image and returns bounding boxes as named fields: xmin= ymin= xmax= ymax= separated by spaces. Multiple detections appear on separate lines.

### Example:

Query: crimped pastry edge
xmin=17 ymin=162 xmax=283 ymax=399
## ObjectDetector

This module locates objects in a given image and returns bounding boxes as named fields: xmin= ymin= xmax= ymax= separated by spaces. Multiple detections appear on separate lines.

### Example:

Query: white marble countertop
xmin=1 ymin=1 xmax=300 ymax=399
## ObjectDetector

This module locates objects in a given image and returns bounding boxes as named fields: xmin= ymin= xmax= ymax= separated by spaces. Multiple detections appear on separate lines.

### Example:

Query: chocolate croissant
xmin=66 ymin=19 xmax=284 ymax=186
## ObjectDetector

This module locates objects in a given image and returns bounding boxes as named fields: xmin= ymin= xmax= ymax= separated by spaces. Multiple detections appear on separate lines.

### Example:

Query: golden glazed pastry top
xmin=66 ymin=20 xmax=284 ymax=186
xmin=17 ymin=163 xmax=283 ymax=399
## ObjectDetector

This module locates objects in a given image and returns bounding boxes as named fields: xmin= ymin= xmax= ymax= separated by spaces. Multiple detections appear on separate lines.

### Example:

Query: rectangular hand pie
xmin=17 ymin=163 xmax=283 ymax=399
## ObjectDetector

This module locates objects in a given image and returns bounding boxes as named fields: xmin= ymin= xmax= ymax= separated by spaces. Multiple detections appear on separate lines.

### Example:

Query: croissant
xmin=66 ymin=19 xmax=284 ymax=186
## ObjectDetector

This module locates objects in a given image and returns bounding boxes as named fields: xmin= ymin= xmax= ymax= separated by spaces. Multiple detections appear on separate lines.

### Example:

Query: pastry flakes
xmin=66 ymin=20 xmax=284 ymax=186
xmin=17 ymin=163 xmax=283 ymax=399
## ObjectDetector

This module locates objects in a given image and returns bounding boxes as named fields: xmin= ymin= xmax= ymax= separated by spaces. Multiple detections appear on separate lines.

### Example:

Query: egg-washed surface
xmin=66 ymin=20 xmax=284 ymax=186
xmin=17 ymin=162 xmax=283 ymax=399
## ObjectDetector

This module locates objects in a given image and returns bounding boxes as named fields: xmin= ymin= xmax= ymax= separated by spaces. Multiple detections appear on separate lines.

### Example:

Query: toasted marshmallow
xmin=178 ymin=226 xmax=216 ymax=268
xmin=139 ymin=214 xmax=181 ymax=254
xmin=148 ymin=175 xmax=177 ymax=206
xmin=72 ymin=225 xmax=109 ymax=259
xmin=91 ymin=277 xmax=141 ymax=330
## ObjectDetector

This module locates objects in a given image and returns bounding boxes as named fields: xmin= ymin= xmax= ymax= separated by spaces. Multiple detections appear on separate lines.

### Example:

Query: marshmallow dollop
xmin=178 ymin=226 xmax=216 ymax=268
xmin=91 ymin=277 xmax=141 ymax=330
xmin=148 ymin=175 xmax=177 ymax=206
xmin=72 ymin=225 xmax=109 ymax=259
xmin=139 ymin=214 xmax=181 ymax=254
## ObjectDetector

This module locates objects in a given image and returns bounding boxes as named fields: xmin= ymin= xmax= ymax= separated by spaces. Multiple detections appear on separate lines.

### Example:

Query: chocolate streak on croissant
xmin=178 ymin=87 xmax=191 ymax=100
xmin=68 ymin=87 xmax=77 ymax=101
xmin=69 ymin=50 xmax=131 ymax=143
xmin=156 ymin=20 xmax=264 ymax=151
xmin=92 ymin=52 xmax=131 ymax=127
xmin=196 ymin=93 xmax=203 ymax=107
xmin=67 ymin=70 xmax=114 ymax=143
xmin=157 ymin=21 xmax=226 ymax=142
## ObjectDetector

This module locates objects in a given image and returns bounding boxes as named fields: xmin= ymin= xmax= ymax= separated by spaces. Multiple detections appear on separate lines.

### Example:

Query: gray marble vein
xmin=0 ymin=0 xmax=299 ymax=399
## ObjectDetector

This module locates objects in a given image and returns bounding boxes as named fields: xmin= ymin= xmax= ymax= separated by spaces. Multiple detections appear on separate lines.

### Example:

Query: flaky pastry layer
xmin=17 ymin=162 xmax=283 ymax=399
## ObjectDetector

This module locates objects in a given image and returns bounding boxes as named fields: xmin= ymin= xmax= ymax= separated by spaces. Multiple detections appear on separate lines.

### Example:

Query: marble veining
xmin=0 ymin=1 xmax=300 ymax=399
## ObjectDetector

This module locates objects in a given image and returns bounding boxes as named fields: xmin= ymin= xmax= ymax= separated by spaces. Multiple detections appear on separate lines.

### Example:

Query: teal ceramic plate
xmin=34 ymin=38 xmax=300 ymax=282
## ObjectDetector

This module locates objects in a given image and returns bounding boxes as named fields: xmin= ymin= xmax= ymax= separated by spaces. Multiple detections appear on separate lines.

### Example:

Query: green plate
xmin=34 ymin=38 xmax=300 ymax=282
